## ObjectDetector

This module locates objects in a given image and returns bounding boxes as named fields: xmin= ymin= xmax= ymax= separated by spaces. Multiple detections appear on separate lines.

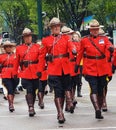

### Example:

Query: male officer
xmin=14 ymin=28 xmax=44 ymax=117
xmin=41 ymin=17 xmax=76 ymax=124
xmin=75 ymin=19 xmax=114 ymax=119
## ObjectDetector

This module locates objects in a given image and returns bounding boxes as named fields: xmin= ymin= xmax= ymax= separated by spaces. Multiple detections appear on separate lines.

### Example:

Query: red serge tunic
xmin=76 ymin=36 xmax=113 ymax=76
xmin=0 ymin=53 xmax=16 ymax=78
xmin=42 ymin=34 xmax=76 ymax=76
xmin=14 ymin=43 xmax=45 ymax=79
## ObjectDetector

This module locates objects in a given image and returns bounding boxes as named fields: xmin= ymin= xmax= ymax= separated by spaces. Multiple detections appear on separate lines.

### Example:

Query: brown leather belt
xmin=84 ymin=54 xmax=105 ymax=59
xmin=69 ymin=58 xmax=76 ymax=62
xmin=53 ymin=53 xmax=69 ymax=59
xmin=22 ymin=60 xmax=38 ymax=64
xmin=3 ymin=64 xmax=13 ymax=68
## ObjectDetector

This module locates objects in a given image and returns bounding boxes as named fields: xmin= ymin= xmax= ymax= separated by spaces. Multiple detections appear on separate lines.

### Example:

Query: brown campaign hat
xmin=49 ymin=17 xmax=64 ymax=27
xmin=2 ymin=40 xmax=16 ymax=47
xmin=86 ymin=19 xmax=104 ymax=29
xmin=22 ymin=28 xmax=33 ymax=36
xmin=61 ymin=26 xmax=74 ymax=34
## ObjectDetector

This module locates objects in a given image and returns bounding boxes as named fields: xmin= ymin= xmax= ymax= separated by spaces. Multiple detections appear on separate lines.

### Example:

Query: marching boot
xmin=54 ymin=98 xmax=65 ymax=124
xmin=77 ymin=85 xmax=82 ymax=97
xmin=7 ymin=94 xmax=15 ymax=112
xmin=72 ymin=87 xmax=77 ymax=108
xmin=90 ymin=94 xmax=103 ymax=119
xmin=102 ymin=87 xmax=107 ymax=112
xmin=60 ymin=98 xmax=65 ymax=110
xmin=98 ymin=95 xmax=104 ymax=110
xmin=25 ymin=94 xmax=35 ymax=117
xmin=38 ymin=92 xmax=44 ymax=109
xmin=65 ymin=91 xmax=74 ymax=113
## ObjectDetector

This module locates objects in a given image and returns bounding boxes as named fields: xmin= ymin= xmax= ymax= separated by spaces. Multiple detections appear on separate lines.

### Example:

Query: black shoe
xmin=3 ymin=96 xmax=8 ymax=100
xmin=39 ymin=103 xmax=44 ymax=109
xmin=57 ymin=114 xmax=65 ymax=124
xmin=44 ymin=90 xmax=48 ymax=95
xmin=73 ymin=100 xmax=77 ymax=108
xmin=102 ymin=108 xmax=108 ymax=112
xmin=65 ymin=106 xmax=74 ymax=113
xmin=29 ymin=107 xmax=35 ymax=117
xmin=9 ymin=105 xmax=15 ymax=112
xmin=95 ymin=110 xmax=104 ymax=119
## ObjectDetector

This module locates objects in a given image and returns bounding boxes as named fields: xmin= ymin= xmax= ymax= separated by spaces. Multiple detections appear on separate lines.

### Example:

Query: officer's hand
xmin=72 ymin=49 xmax=77 ymax=55
xmin=74 ymin=64 xmax=79 ymax=73
xmin=112 ymin=65 xmax=116 ymax=74
xmin=108 ymin=47 xmax=114 ymax=53
xmin=36 ymin=72 xmax=42 ymax=78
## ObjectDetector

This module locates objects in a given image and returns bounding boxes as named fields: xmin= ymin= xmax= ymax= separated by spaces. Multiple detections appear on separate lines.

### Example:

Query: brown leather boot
xmin=54 ymin=98 xmax=65 ymax=124
xmin=7 ymin=94 xmax=15 ymax=112
xmin=71 ymin=87 xmax=77 ymax=108
xmin=25 ymin=94 xmax=35 ymax=117
xmin=60 ymin=98 xmax=65 ymax=110
xmin=98 ymin=95 xmax=104 ymax=110
xmin=38 ymin=92 xmax=44 ymax=109
xmin=65 ymin=91 xmax=74 ymax=113
xmin=102 ymin=87 xmax=107 ymax=112
xmin=90 ymin=94 xmax=103 ymax=119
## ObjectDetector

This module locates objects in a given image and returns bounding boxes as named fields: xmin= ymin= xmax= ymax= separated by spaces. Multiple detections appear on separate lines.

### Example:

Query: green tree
xmin=42 ymin=0 xmax=89 ymax=30
xmin=0 ymin=0 xmax=30 ymax=43
xmin=87 ymin=0 xmax=116 ymax=26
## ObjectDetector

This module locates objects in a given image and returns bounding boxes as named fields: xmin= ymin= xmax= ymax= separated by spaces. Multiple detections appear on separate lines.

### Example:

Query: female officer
xmin=0 ymin=40 xmax=19 ymax=112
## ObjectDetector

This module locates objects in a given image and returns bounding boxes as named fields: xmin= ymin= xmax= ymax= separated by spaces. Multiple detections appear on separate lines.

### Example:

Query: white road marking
xmin=44 ymin=127 xmax=116 ymax=130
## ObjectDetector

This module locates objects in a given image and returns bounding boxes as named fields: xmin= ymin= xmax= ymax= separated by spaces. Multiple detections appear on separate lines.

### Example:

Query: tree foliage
xmin=0 ymin=0 xmax=116 ymax=42
xmin=88 ymin=0 xmax=116 ymax=26
xmin=0 ymin=0 xmax=30 ymax=43
xmin=42 ymin=0 xmax=89 ymax=30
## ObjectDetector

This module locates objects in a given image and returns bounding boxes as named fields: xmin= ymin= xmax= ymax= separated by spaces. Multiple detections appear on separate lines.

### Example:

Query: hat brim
xmin=22 ymin=32 xmax=33 ymax=37
xmin=49 ymin=22 xmax=65 ymax=27
xmin=62 ymin=31 xmax=74 ymax=34
xmin=3 ymin=43 xmax=16 ymax=47
xmin=86 ymin=25 xmax=104 ymax=29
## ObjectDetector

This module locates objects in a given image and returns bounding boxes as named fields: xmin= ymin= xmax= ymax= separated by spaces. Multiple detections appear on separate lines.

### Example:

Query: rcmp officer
xmin=72 ymin=31 xmax=83 ymax=97
xmin=75 ymin=19 xmax=114 ymax=119
xmin=41 ymin=17 xmax=76 ymax=124
xmin=37 ymin=40 xmax=47 ymax=109
xmin=14 ymin=28 xmax=44 ymax=117
xmin=61 ymin=26 xmax=79 ymax=109
xmin=0 ymin=41 xmax=19 ymax=112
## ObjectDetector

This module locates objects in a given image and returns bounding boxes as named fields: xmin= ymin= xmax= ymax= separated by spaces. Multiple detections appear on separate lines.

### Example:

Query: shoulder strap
xmin=21 ymin=44 xmax=33 ymax=60
xmin=88 ymin=36 xmax=105 ymax=57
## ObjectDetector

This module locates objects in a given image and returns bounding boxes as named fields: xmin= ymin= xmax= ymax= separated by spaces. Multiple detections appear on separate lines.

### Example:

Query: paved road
xmin=0 ymin=74 xmax=116 ymax=130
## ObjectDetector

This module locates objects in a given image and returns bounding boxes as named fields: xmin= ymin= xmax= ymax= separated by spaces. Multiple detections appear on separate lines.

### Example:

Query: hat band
xmin=90 ymin=25 xmax=99 ymax=28
xmin=62 ymin=30 xmax=70 ymax=33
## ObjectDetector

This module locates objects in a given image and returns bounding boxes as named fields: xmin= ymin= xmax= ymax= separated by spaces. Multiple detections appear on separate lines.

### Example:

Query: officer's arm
xmin=37 ymin=40 xmax=47 ymax=73
xmin=13 ymin=47 xmax=20 ymax=76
